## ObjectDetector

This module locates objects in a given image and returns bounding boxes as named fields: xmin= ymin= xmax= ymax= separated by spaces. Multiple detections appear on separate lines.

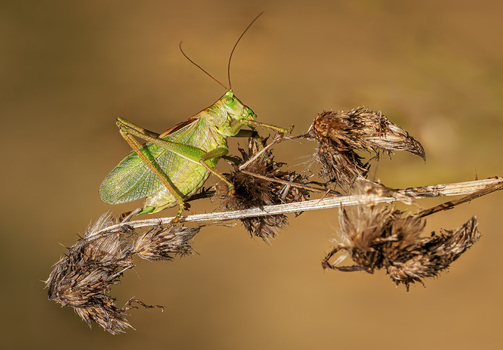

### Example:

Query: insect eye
xmin=224 ymin=97 xmax=235 ymax=105
xmin=246 ymin=108 xmax=256 ymax=118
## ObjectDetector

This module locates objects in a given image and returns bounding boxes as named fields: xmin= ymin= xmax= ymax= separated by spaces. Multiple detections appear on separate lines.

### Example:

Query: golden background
xmin=2 ymin=0 xmax=502 ymax=348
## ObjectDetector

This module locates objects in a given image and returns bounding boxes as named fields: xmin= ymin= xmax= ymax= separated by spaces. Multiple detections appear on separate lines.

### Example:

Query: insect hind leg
xmin=116 ymin=118 xmax=187 ymax=217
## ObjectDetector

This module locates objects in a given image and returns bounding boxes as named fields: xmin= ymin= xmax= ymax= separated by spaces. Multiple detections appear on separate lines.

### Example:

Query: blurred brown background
xmin=2 ymin=0 xmax=502 ymax=349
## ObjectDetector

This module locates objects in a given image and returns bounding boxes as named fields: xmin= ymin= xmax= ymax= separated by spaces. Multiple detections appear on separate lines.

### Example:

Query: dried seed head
xmin=46 ymin=213 xmax=198 ymax=334
xmin=386 ymin=217 xmax=480 ymax=287
xmin=219 ymin=138 xmax=309 ymax=242
xmin=315 ymin=141 xmax=370 ymax=188
xmin=134 ymin=224 xmax=199 ymax=261
xmin=311 ymin=108 xmax=425 ymax=157
xmin=309 ymin=108 xmax=425 ymax=188
xmin=46 ymin=214 xmax=135 ymax=334
xmin=322 ymin=204 xmax=480 ymax=290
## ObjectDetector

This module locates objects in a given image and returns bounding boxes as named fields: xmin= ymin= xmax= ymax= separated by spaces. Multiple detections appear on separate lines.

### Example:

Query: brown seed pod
xmin=322 ymin=204 xmax=480 ymax=290
xmin=309 ymin=108 xmax=425 ymax=188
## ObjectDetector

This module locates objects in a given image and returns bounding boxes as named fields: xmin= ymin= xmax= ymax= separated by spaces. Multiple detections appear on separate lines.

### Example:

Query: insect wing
xmin=99 ymin=119 xmax=202 ymax=204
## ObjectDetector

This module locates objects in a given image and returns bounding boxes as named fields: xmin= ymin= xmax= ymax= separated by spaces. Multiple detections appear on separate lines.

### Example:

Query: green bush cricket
xmin=99 ymin=14 xmax=291 ymax=217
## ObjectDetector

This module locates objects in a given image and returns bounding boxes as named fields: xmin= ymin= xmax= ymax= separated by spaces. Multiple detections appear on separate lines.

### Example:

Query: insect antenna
xmin=179 ymin=41 xmax=228 ymax=90
xmin=227 ymin=12 xmax=263 ymax=90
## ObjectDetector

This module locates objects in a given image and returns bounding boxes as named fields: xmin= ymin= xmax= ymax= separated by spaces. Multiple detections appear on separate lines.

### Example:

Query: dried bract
xmin=308 ymin=108 xmax=425 ymax=188
xmin=322 ymin=205 xmax=480 ymax=290
xmin=46 ymin=213 xmax=198 ymax=334
xmin=315 ymin=140 xmax=370 ymax=188
xmin=134 ymin=224 xmax=199 ymax=261
xmin=219 ymin=138 xmax=309 ymax=242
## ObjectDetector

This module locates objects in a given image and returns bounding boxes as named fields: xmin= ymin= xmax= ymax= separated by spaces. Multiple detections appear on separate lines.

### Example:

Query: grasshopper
xmin=99 ymin=14 xmax=290 ymax=216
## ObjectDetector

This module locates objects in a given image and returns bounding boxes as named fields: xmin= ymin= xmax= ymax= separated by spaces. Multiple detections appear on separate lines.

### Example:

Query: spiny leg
xmin=129 ymin=132 xmax=235 ymax=194
xmin=116 ymin=119 xmax=187 ymax=218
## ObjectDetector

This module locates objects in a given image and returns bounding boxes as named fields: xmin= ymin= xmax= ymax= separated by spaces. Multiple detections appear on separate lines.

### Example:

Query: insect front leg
xmin=247 ymin=120 xmax=293 ymax=134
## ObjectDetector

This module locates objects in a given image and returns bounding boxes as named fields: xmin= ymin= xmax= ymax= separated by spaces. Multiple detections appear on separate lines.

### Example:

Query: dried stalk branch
xmin=93 ymin=177 xmax=503 ymax=236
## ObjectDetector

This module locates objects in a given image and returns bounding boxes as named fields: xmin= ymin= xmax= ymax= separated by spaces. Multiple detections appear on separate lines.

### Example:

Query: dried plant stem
xmin=416 ymin=179 xmax=503 ymax=218
xmin=239 ymin=169 xmax=333 ymax=194
xmin=236 ymin=132 xmax=299 ymax=171
xmin=238 ymin=134 xmax=283 ymax=170
xmin=95 ymin=177 xmax=503 ymax=235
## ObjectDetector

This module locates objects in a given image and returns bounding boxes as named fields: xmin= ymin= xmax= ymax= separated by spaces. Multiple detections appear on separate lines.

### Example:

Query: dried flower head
xmin=134 ymin=224 xmax=199 ymax=261
xmin=219 ymin=137 xmax=310 ymax=242
xmin=322 ymin=204 xmax=480 ymax=290
xmin=46 ymin=213 xmax=199 ymax=334
xmin=308 ymin=108 xmax=425 ymax=188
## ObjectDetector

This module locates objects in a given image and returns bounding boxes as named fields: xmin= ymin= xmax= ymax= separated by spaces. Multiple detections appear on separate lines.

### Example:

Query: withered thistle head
xmin=309 ymin=108 xmax=425 ymax=188
xmin=134 ymin=224 xmax=199 ymax=261
xmin=46 ymin=214 xmax=135 ymax=334
xmin=46 ymin=213 xmax=199 ymax=334
xmin=219 ymin=137 xmax=309 ymax=242
xmin=322 ymin=204 xmax=480 ymax=290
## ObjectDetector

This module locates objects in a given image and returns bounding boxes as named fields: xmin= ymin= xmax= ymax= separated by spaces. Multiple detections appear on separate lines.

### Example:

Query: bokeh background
xmin=2 ymin=0 xmax=503 ymax=349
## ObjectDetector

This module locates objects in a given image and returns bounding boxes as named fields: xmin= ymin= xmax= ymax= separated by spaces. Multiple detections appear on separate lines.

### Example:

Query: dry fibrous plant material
xmin=134 ymin=222 xmax=196 ymax=261
xmin=46 ymin=213 xmax=199 ymax=334
xmin=308 ymin=108 xmax=425 ymax=188
xmin=322 ymin=204 xmax=480 ymax=290
xmin=218 ymin=137 xmax=310 ymax=242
